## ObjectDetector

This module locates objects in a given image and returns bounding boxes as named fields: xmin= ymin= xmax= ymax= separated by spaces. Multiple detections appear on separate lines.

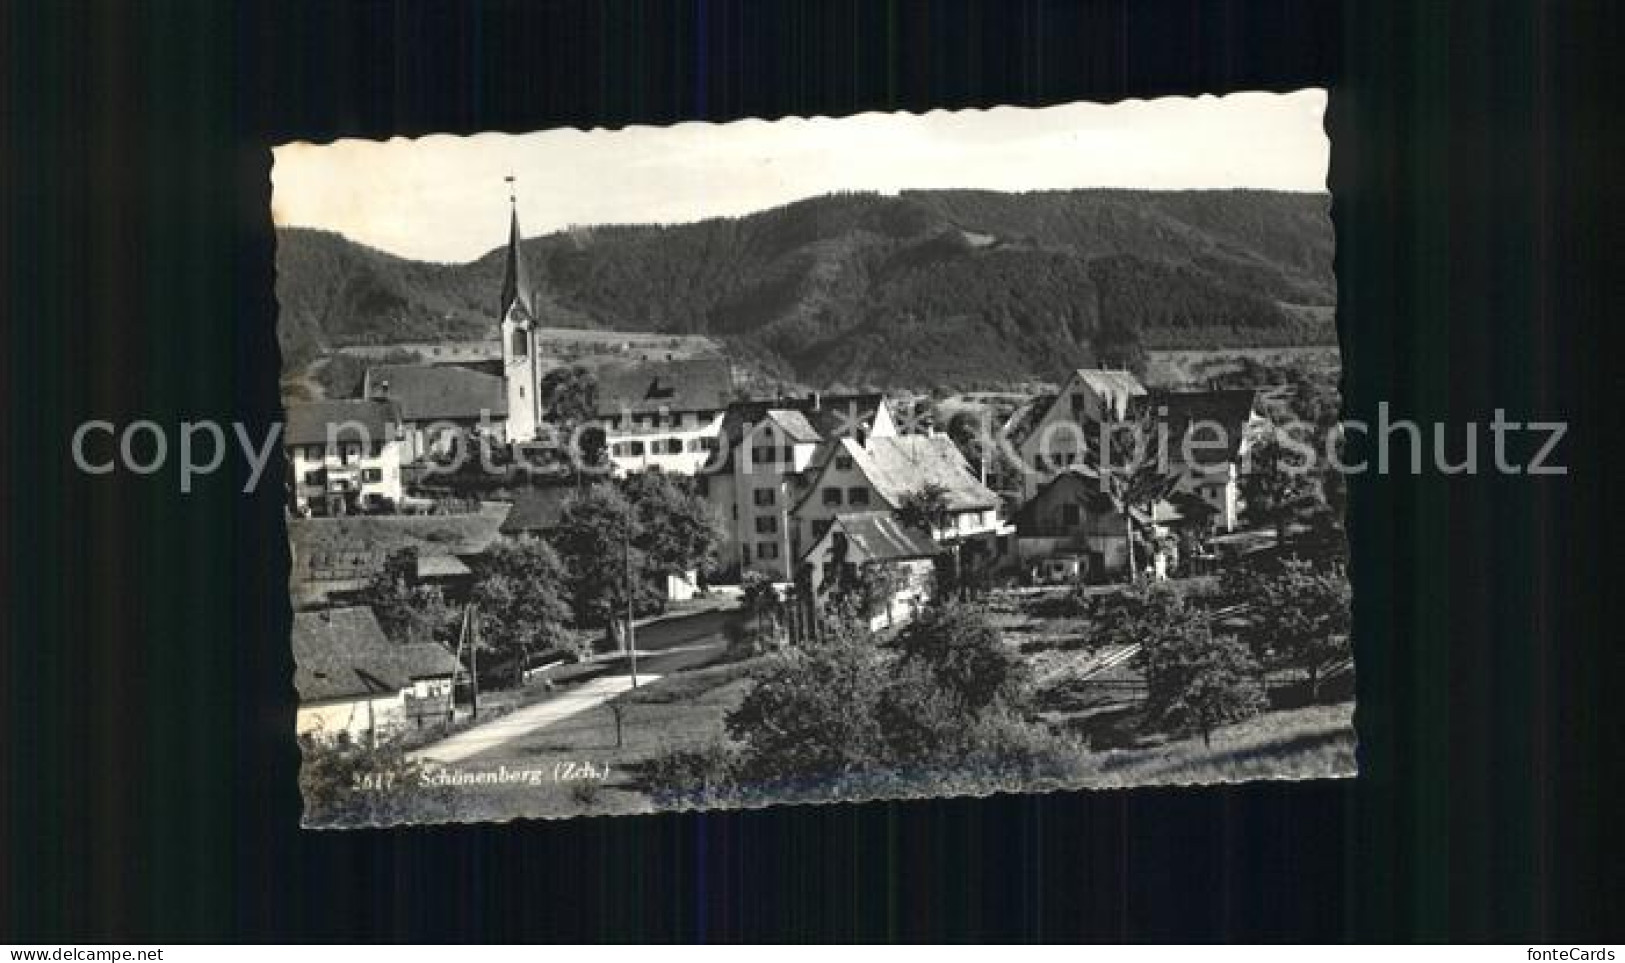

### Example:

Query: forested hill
xmin=276 ymin=188 xmax=1335 ymax=389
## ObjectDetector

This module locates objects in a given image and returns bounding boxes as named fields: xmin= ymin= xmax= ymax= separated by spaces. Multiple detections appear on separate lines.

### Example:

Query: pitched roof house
xmin=800 ymin=511 xmax=942 ymax=631
xmin=792 ymin=434 xmax=1010 ymax=568
xmin=292 ymin=607 xmax=461 ymax=745
xmin=284 ymin=400 xmax=406 ymax=516
xmin=284 ymin=399 xmax=403 ymax=448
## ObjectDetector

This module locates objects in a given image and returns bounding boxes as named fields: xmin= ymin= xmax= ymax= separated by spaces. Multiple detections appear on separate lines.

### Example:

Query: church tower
xmin=499 ymin=179 xmax=541 ymax=443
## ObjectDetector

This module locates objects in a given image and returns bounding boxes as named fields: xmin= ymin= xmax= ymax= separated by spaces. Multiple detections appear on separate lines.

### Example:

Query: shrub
xmin=642 ymin=742 xmax=746 ymax=808
xmin=298 ymin=738 xmax=454 ymax=827
xmin=893 ymin=602 xmax=1030 ymax=714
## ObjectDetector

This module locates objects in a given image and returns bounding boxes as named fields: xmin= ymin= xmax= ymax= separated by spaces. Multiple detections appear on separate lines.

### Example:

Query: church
xmin=496 ymin=195 xmax=734 ymax=475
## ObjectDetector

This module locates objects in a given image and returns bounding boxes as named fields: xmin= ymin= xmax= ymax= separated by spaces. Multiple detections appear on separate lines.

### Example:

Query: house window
xmin=758 ymin=542 xmax=780 ymax=560
xmin=847 ymin=487 xmax=870 ymax=506
xmin=362 ymin=468 xmax=383 ymax=484
xmin=741 ymin=544 xmax=751 ymax=563
xmin=781 ymin=445 xmax=794 ymax=463
xmin=303 ymin=469 xmax=325 ymax=485
xmin=660 ymin=438 xmax=683 ymax=455
xmin=753 ymin=488 xmax=776 ymax=507
xmin=835 ymin=453 xmax=854 ymax=470
xmin=369 ymin=442 xmax=383 ymax=458
xmin=1062 ymin=504 xmax=1081 ymax=526
xmin=755 ymin=516 xmax=779 ymax=535
xmin=752 ymin=445 xmax=776 ymax=464
xmin=822 ymin=488 xmax=843 ymax=506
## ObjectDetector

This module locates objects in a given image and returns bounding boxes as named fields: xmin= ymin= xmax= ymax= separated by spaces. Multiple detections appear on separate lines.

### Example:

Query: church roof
xmin=594 ymin=359 xmax=735 ymax=417
xmin=363 ymin=364 xmax=507 ymax=422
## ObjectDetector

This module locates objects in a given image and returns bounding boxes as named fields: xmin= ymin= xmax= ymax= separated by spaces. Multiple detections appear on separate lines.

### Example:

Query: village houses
xmin=361 ymin=363 xmax=507 ymax=462
xmin=285 ymin=399 xmax=406 ymax=516
xmin=1016 ymin=367 xmax=1263 ymax=532
xmin=697 ymin=394 xmax=898 ymax=580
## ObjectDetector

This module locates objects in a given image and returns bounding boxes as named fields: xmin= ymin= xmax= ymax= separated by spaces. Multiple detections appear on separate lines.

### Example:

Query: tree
xmin=1127 ymin=585 xmax=1266 ymax=747
xmin=620 ymin=472 xmax=724 ymax=580
xmin=539 ymin=365 xmax=599 ymax=428
xmin=739 ymin=570 xmax=783 ymax=640
xmin=468 ymin=537 xmax=575 ymax=678
xmin=549 ymin=485 xmax=654 ymax=629
xmin=724 ymin=623 xmax=891 ymax=779
xmin=352 ymin=548 xmax=457 ymax=645
xmin=1230 ymin=558 xmax=1352 ymax=701
xmin=945 ymin=410 xmax=989 ymax=482
xmin=1240 ymin=429 xmax=1318 ymax=546
xmin=549 ymin=475 xmax=723 ymax=630
xmin=896 ymin=482 xmax=952 ymax=535
xmin=1092 ymin=409 xmax=1180 ymax=581
xmin=893 ymin=602 xmax=1029 ymax=715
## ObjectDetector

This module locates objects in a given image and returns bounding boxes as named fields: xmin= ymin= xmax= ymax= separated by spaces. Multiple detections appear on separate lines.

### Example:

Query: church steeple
xmin=499 ymin=176 xmax=534 ymax=323
xmin=499 ymin=175 xmax=541 ymax=444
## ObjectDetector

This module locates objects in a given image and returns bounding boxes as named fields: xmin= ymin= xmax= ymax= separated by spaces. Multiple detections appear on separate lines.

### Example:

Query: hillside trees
xmin=276 ymin=189 xmax=1336 ymax=389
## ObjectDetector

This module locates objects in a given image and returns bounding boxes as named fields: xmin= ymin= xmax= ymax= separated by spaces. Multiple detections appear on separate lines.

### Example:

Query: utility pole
xmin=624 ymin=507 xmax=639 ymax=688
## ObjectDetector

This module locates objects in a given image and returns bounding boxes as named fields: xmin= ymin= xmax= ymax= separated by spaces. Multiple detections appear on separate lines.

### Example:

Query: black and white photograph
xmin=274 ymin=90 xmax=1353 ymax=828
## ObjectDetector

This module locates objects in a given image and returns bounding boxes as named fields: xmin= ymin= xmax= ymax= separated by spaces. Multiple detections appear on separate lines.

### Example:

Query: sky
xmin=271 ymin=88 xmax=1328 ymax=264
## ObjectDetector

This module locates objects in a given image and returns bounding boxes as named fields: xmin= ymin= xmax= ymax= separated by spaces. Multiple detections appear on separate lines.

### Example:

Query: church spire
xmin=499 ymin=175 xmax=534 ymax=322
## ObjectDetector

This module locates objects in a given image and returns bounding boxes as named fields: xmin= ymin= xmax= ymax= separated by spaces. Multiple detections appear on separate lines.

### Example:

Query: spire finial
xmin=505 ymin=174 xmax=517 ymax=207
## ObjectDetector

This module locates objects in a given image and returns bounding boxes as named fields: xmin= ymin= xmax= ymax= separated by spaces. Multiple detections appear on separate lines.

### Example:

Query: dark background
xmin=2 ymin=0 xmax=1618 ymax=942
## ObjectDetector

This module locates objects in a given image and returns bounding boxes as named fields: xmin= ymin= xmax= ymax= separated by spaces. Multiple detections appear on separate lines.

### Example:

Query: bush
xmin=298 ymin=738 xmax=455 ymax=827
xmin=893 ymin=602 xmax=1030 ymax=714
xmin=642 ymin=742 xmax=746 ymax=808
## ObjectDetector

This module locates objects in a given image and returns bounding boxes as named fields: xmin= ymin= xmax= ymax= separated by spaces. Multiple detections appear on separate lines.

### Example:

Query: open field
xmin=1088 ymin=702 xmax=1356 ymax=786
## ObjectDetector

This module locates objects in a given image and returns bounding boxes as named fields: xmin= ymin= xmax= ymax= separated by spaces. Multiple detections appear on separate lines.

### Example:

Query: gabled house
xmin=1017 ymin=368 xmax=1148 ymax=498
xmin=594 ymin=359 xmax=736 ymax=475
xmin=1014 ymin=467 xmax=1187 ymax=581
xmin=285 ymin=400 xmax=406 ymax=516
xmin=292 ymin=607 xmax=461 ymax=746
xmin=1014 ymin=367 xmax=1263 ymax=532
xmin=1151 ymin=388 xmax=1264 ymax=532
xmin=801 ymin=512 xmax=941 ymax=631
xmin=700 ymin=394 xmax=897 ymax=580
xmin=362 ymin=364 xmax=507 ymax=462
xmin=791 ymin=433 xmax=1012 ymax=572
